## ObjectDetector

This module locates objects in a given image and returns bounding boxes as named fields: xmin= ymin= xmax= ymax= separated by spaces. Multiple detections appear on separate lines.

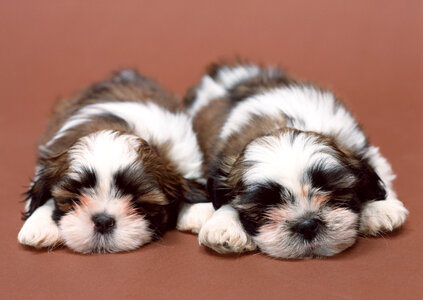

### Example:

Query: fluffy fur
xmin=18 ymin=70 xmax=207 ymax=253
xmin=185 ymin=61 xmax=408 ymax=259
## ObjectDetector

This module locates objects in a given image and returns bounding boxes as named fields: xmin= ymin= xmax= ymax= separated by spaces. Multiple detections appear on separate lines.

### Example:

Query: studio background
xmin=0 ymin=1 xmax=422 ymax=299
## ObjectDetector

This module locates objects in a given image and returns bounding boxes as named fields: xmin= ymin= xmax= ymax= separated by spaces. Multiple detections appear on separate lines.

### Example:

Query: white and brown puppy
xmin=184 ymin=61 xmax=409 ymax=259
xmin=18 ymin=70 xmax=208 ymax=253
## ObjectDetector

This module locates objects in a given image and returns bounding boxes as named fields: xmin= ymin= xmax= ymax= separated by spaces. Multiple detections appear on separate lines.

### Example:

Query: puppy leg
xmin=176 ymin=203 xmax=215 ymax=234
xmin=359 ymin=146 xmax=409 ymax=235
xmin=198 ymin=205 xmax=257 ymax=253
xmin=18 ymin=199 xmax=62 ymax=248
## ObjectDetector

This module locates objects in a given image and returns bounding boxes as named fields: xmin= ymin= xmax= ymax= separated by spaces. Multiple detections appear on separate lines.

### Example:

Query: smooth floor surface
xmin=0 ymin=1 xmax=422 ymax=299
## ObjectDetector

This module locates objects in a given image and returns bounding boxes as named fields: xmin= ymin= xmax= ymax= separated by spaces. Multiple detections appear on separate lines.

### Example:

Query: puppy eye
xmin=327 ymin=198 xmax=349 ymax=208
xmin=60 ymin=196 xmax=80 ymax=207
xmin=70 ymin=197 xmax=81 ymax=205
xmin=240 ymin=182 xmax=287 ymax=206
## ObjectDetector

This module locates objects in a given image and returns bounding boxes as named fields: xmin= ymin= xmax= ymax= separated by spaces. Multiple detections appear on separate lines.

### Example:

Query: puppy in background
xmin=18 ymin=70 xmax=208 ymax=253
xmin=183 ymin=61 xmax=408 ymax=259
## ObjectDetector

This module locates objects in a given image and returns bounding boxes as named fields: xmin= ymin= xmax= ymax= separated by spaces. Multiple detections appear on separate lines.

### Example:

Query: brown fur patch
xmin=45 ymin=114 xmax=132 ymax=157
xmin=228 ymin=71 xmax=296 ymax=102
xmin=39 ymin=71 xmax=180 ymax=147
xmin=192 ymin=97 xmax=232 ymax=172
xmin=137 ymin=139 xmax=207 ymax=205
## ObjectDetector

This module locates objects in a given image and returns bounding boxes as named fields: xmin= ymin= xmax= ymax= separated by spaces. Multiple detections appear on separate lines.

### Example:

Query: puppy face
xmin=26 ymin=130 xmax=179 ymax=253
xmin=211 ymin=129 xmax=386 ymax=258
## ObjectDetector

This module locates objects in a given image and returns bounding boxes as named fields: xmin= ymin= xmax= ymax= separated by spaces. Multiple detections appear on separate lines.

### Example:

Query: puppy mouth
xmin=305 ymin=240 xmax=321 ymax=248
xmin=302 ymin=240 xmax=323 ymax=256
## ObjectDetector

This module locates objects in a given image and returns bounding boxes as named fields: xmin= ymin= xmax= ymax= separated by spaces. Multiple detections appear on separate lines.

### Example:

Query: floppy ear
xmin=136 ymin=139 xmax=204 ymax=205
xmin=181 ymin=179 xmax=209 ymax=204
xmin=182 ymin=85 xmax=198 ymax=109
xmin=207 ymin=154 xmax=238 ymax=210
xmin=23 ymin=150 xmax=69 ymax=220
xmin=355 ymin=159 xmax=386 ymax=202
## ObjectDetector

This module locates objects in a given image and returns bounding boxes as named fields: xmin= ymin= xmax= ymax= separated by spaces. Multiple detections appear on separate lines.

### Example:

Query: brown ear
xmin=136 ymin=139 xmax=187 ymax=204
xmin=23 ymin=150 xmax=69 ymax=220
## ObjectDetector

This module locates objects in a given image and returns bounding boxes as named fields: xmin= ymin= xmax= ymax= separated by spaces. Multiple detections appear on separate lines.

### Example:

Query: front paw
xmin=198 ymin=207 xmax=257 ymax=254
xmin=359 ymin=198 xmax=408 ymax=236
xmin=177 ymin=203 xmax=215 ymax=234
xmin=18 ymin=209 xmax=62 ymax=248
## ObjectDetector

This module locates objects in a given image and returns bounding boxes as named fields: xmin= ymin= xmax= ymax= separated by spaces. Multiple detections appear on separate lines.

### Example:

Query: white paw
xmin=18 ymin=200 xmax=62 ymax=248
xmin=198 ymin=205 xmax=257 ymax=254
xmin=177 ymin=203 xmax=215 ymax=234
xmin=360 ymin=198 xmax=409 ymax=236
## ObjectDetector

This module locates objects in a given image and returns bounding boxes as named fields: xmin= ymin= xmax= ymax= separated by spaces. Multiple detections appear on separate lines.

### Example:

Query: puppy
xmin=18 ymin=70 xmax=207 ymax=253
xmin=184 ymin=61 xmax=409 ymax=258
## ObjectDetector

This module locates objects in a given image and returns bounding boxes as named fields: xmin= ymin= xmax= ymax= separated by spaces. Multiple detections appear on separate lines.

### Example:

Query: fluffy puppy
xmin=184 ymin=61 xmax=408 ymax=259
xmin=18 ymin=70 xmax=207 ymax=253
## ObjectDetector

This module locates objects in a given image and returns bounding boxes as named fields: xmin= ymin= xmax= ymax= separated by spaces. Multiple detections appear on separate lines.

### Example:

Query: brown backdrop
xmin=0 ymin=1 xmax=422 ymax=299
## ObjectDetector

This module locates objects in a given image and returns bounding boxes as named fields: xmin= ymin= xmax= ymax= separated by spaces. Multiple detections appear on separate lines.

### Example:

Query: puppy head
xmin=210 ymin=128 xmax=385 ymax=259
xmin=25 ymin=130 xmax=199 ymax=253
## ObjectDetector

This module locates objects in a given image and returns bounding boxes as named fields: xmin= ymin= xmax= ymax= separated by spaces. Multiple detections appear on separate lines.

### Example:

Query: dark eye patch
xmin=113 ymin=166 xmax=174 ymax=235
xmin=51 ymin=195 xmax=80 ymax=222
xmin=327 ymin=196 xmax=361 ymax=213
xmin=238 ymin=181 xmax=292 ymax=206
xmin=57 ymin=168 xmax=97 ymax=194
xmin=51 ymin=168 xmax=97 ymax=221
xmin=52 ymin=207 xmax=66 ymax=222
xmin=113 ymin=166 xmax=159 ymax=199
xmin=307 ymin=162 xmax=355 ymax=192
xmin=78 ymin=168 xmax=97 ymax=189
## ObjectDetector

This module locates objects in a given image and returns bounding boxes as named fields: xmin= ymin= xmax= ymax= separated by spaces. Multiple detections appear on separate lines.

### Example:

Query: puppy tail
xmin=206 ymin=60 xmax=262 ymax=90
xmin=183 ymin=61 xmax=261 ymax=114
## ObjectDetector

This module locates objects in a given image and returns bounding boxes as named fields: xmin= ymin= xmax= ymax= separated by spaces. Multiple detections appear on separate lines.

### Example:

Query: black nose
xmin=294 ymin=218 xmax=320 ymax=241
xmin=92 ymin=214 xmax=116 ymax=234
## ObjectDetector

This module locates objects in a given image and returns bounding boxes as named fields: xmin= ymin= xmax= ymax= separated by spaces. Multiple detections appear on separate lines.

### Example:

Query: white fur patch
xmin=219 ymin=85 xmax=367 ymax=153
xmin=243 ymin=132 xmax=339 ymax=194
xmin=47 ymin=101 xmax=203 ymax=179
xmin=187 ymin=76 xmax=227 ymax=117
xmin=215 ymin=65 xmax=261 ymax=89
xmin=198 ymin=205 xmax=257 ymax=253
xmin=68 ymin=131 xmax=140 ymax=192
xmin=18 ymin=199 xmax=62 ymax=248
xmin=187 ymin=65 xmax=261 ymax=117
xmin=254 ymin=205 xmax=358 ymax=259
xmin=59 ymin=197 xmax=152 ymax=253
xmin=176 ymin=203 xmax=215 ymax=234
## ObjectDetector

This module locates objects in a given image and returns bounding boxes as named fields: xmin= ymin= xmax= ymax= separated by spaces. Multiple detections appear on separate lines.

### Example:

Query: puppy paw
xmin=359 ymin=198 xmax=409 ymax=236
xmin=177 ymin=203 xmax=215 ymax=234
xmin=18 ymin=201 xmax=62 ymax=248
xmin=198 ymin=205 xmax=257 ymax=254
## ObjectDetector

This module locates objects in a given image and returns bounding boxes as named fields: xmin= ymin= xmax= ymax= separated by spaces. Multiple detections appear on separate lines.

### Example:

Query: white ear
xmin=18 ymin=199 xmax=62 ymax=248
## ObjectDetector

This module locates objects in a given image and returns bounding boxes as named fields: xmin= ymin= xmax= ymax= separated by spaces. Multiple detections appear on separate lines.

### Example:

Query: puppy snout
xmin=92 ymin=214 xmax=116 ymax=234
xmin=294 ymin=218 xmax=321 ymax=241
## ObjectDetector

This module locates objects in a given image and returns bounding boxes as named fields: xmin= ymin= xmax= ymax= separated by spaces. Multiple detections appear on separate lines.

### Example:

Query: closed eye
xmin=70 ymin=196 xmax=81 ymax=205
xmin=239 ymin=182 xmax=291 ymax=206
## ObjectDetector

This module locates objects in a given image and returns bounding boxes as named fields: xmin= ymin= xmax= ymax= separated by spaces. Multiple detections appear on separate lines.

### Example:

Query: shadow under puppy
xmin=183 ymin=61 xmax=408 ymax=259
xmin=18 ymin=70 xmax=207 ymax=253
